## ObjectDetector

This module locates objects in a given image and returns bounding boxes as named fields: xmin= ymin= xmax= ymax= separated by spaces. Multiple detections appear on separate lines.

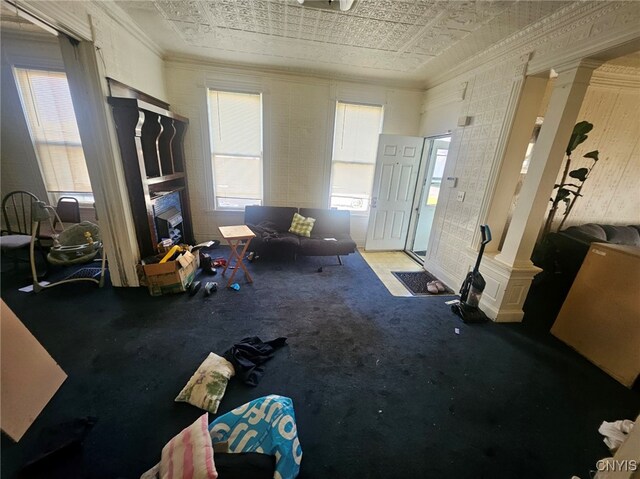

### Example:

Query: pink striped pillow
xmin=160 ymin=413 xmax=217 ymax=479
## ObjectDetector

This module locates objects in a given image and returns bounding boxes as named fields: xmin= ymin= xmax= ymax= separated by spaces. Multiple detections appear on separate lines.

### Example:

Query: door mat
xmin=392 ymin=271 xmax=455 ymax=296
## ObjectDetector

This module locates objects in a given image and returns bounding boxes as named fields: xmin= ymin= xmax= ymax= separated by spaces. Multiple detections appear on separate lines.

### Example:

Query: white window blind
xmin=330 ymin=102 xmax=383 ymax=211
xmin=14 ymin=68 xmax=92 ymax=201
xmin=208 ymin=90 xmax=263 ymax=209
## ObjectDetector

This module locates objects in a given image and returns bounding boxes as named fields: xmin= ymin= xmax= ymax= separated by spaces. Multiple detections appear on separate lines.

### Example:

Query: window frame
xmin=12 ymin=65 xmax=94 ymax=206
xmin=328 ymin=100 xmax=384 ymax=215
xmin=205 ymin=87 xmax=265 ymax=212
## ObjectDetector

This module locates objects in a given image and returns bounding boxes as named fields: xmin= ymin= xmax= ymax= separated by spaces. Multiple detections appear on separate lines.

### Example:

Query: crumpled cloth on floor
xmin=223 ymin=336 xmax=287 ymax=387
xmin=598 ymin=419 xmax=635 ymax=453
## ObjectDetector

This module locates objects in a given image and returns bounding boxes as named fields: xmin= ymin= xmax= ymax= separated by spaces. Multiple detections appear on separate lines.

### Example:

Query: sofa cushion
xmin=299 ymin=208 xmax=351 ymax=237
xmin=247 ymin=233 xmax=299 ymax=260
xmin=602 ymin=225 xmax=640 ymax=246
xmin=298 ymin=235 xmax=356 ymax=256
xmin=563 ymin=224 xmax=607 ymax=242
xmin=244 ymin=206 xmax=298 ymax=233
xmin=288 ymin=212 xmax=316 ymax=237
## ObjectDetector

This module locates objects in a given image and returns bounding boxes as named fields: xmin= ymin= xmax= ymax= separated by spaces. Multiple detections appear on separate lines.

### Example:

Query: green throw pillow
xmin=289 ymin=212 xmax=316 ymax=237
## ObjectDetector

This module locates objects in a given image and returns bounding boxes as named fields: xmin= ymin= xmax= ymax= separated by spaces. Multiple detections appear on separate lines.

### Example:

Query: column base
xmin=423 ymin=250 xmax=541 ymax=322
xmin=478 ymin=253 xmax=541 ymax=322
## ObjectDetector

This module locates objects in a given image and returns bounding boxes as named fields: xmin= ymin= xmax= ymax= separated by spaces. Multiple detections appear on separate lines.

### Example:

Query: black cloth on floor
xmin=223 ymin=336 xmax=287 ymax=387
xmin=215 ymin=452 xmax=275 ymax=479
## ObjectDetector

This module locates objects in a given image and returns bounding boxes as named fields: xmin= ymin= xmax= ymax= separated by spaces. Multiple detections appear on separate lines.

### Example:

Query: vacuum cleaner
xmin=452 ymin=224 xmax=492 ymax=323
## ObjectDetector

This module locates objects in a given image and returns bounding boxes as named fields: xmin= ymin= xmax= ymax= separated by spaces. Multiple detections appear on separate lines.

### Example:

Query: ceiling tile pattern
xmin=117 ymin=0 xmax=574 ymax=85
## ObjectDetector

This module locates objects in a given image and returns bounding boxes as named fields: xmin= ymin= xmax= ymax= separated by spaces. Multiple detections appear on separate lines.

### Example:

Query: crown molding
xmin=7 ymin=1 xmax=163 ymax=58
xmin=422 ymin=2 xmax=631 ymax=89
xmin=590 ymin=65 xmax=640 ymax=90
xmin=421 ymin=81 xmax=467 ymax=112
xmin=10 ymin=0 xmax=92 ymax=40
xmin=164 ymin=53 xmax=426 ymax=92
xmin=89 ymin=1 xmax=163 ymax=58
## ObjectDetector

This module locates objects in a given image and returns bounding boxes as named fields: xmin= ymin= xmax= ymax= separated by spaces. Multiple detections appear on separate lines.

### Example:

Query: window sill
xmin=204 ymin=209 xmax=245 ymax=215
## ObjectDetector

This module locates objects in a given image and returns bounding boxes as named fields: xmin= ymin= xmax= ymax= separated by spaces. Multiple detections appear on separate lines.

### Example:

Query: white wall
xmin=549 ymin=69 xmax=640 ymax=229
xmin=164 ymin=59 xmax=423 ymax=245
xmin=419 ymin=81 xmax=466 ymax=138
xmin=420 ymin=58 xmax=522 ymax=280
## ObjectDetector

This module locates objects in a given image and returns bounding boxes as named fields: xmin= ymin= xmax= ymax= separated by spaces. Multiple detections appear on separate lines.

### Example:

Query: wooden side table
xmin=218 ymin=225 xmax=256 ymax=287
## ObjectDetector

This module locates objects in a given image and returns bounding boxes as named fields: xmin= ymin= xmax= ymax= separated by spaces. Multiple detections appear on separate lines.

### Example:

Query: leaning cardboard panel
xmin=1 ymin=300 xmax=67 ymax=441
xmin=551 ymin=243 xmax=640 ymax=388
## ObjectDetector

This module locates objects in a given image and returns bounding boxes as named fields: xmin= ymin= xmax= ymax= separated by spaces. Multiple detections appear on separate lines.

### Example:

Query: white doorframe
xmin=405 ymin=134 xmax=452 ymax=262
xmin=404 ymin=141 xmax=432 ymax=256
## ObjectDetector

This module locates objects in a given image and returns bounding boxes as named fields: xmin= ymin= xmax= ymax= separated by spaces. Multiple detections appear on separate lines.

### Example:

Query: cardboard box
xmin=143 ymin=250 xmax=198 ymax=296
xmin=551 ymin=243 xmax=640 ymax=388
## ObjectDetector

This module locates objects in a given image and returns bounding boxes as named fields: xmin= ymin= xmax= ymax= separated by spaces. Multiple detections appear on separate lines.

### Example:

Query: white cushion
xmin=0 ymin=235 xmax=32 ymax=248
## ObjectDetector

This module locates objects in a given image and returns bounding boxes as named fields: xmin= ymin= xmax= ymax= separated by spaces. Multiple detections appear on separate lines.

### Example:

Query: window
xmin=330 ymin=101 xmax=383 ymax=212
xmin=426 ymin=147 xmax=449 ymax=206
xmin=14 ymin=68 xmax=93 ymax=204
xmin=207 ymin=90 xmax=263 ymax=210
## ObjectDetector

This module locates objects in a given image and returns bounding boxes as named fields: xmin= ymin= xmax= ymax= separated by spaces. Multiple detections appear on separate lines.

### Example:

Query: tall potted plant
xmin=541 ymin=121 xmax=600 ymax=237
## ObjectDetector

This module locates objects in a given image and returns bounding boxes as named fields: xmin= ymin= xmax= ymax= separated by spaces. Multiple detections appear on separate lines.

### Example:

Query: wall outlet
xmin=457 ymin=191 xmax=465 ymax=202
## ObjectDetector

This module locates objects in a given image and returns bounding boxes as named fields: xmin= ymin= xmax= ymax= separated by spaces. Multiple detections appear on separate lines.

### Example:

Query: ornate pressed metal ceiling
xmin=117 ymin=0 xmax=575 ymax=86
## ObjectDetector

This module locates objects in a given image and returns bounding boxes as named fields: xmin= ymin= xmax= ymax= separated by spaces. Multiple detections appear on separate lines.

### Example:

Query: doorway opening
xmin=406 ymin=135 xmax=451 ymax=262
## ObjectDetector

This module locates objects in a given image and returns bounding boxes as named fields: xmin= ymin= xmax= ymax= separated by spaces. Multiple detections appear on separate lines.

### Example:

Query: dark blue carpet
xmin=1 ymin=248 xmax=638 ymax=479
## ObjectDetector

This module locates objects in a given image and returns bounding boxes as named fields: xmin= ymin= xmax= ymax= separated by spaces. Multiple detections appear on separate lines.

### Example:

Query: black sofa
xmin=244 ymin=205 xmax=357 ymax=261
xmin=537 ymin=223 xmax=640 ymax=282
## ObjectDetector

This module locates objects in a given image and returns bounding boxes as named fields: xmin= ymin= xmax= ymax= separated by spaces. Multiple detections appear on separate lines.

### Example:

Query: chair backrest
xmin=54 ymin=196 xmax=81 ymax=227
xmin=2 ymin=191 xmax=39 ymax=236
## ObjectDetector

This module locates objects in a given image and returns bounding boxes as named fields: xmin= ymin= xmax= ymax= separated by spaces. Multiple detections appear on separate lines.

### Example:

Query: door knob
xmin=371 ymin=197 xmax=377 ymax=208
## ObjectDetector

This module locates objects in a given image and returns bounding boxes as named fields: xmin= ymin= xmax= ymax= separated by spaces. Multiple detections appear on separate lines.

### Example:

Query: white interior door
xmin=365 ymin=134 xmax=425 ymax=250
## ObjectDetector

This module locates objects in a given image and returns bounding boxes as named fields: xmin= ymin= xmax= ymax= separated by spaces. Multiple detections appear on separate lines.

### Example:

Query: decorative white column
xmin=478 ymin=59 xmax=602 ymax=322
xmin=483 ymin=73 xmax=549 ymax=253
xmin=496 ymin=60 xmax=601 ymax=268
xmin=475 ymin=71 xmax=549 ymax=323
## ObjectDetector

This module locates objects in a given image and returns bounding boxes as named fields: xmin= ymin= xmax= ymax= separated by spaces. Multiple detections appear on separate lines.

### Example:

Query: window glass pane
xmin=35 ymin=143 xmax=92 ymax=193
xmin=213 ymin=155 xmax=262 ymax=199
xmin=330 ymin=102 xmax=383 ymax=211
xmin=208 ymin=90 xmax=263 ymax=209
xmin=14 ymin=68 xmax=92 ymax=199
xmin=208 ymin=91 xmax=261 ymax=156
xmin=333 ymin=102 xmax=383 ymax=164
xmin=331 ymin=162 xmax=375 ymax=198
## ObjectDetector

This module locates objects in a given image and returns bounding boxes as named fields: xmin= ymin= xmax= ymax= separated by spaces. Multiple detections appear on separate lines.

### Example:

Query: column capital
xmin=554 ymin=58 xmax=604 ymax=75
